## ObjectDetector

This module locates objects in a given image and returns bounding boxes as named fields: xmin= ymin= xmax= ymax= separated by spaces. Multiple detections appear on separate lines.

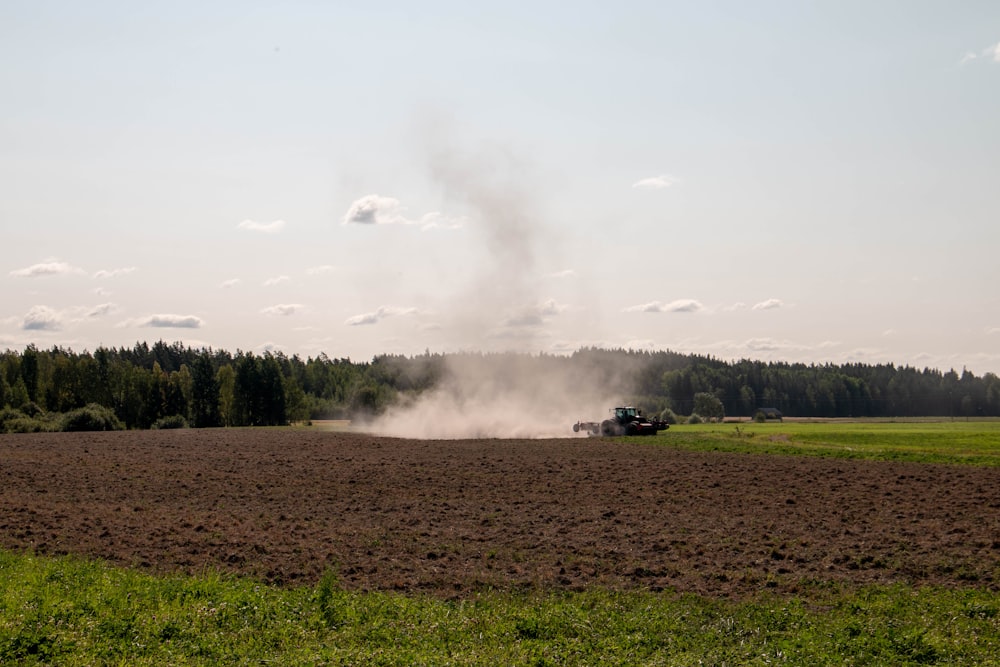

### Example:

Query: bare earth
xmin=2 ymin=429 xmax=998 ymax=598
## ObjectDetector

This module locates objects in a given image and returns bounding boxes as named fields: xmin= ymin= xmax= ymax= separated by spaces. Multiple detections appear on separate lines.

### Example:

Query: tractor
xmin=573 ymin=406 xmax=670 ymax=436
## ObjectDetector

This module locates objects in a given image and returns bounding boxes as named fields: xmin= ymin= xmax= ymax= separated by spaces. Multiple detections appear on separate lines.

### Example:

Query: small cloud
xmin=624 ymin=299 xmax=703 ymax=313
xmin=632 ymin=174 xmax=678 ymax=190
xmin=987 ymin=327 xmax=1000 ymax=335
xmin=93 ymin=287 xmax=111 ymax=297
xmin=10 ymin=260 xmax=83 ymax=278
xmin=343 ymin=195 xmax=407 ymax=225
xmin=752 ymin=298 xmax=784 ymax=311
xmin=261 ymin=304 xmax=304 ymax=316
xmin=417 ymin=211 xmax=465 ymax=231
xmin=136 ymin=314 xmax=204 ymax=329
xmin=502 ymin=299 xmax=568 ymax=328
xmin=961 ymin=42 xmax=1000 ymax=65
xmin=723 ymin=302 xmax=747 ymax=312
xmin=220 ymin=278 xmax=241 ymax=289
xmin=263 ymin=275 xmax=290 ymax=287
xmin=544 ymin=269 xmax=577 ymax=279
xmin=882 ymin=329 xmax=896 ymax=337
xmin=21 ymin=305 xmax=62 ymax=331
xmin=238 ymin=219 xmax=286 ymax=233
xmin=93 ymin=267 xmax=136 ymax=279
xmin=306 ymin=265 xmax=336 ymax=275
xmin=87 ymin=303 xmax=117 ymax=318
xmin=744 ymin=337 xmax=782 ymax=352
xmin=345 ymin=305 xmax=417 ymax=326
xmin=342 ymin=194 xmax=463 ymax=229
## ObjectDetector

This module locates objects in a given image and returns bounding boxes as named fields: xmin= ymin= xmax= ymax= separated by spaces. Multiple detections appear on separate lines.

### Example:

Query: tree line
xmin=0 ymin=341 xmax=998 ymax=431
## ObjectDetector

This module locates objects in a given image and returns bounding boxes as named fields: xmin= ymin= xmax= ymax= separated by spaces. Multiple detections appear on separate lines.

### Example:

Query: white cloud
xmin=723 ymin=302 xmax=747 ymax=312
xmin=345 ymin=305 xmax=417 ymax=326
xmin=624 ymin=299 xmax=703 ymax=313
xmin=987 ymin=327 xmax=1000 ymax=335
xmin=342 ymin=194 xmax=463 ymax=230
xmin=306 ymin=265 xmax=336 ymax=275
xmin=261 ymin=303 xmax=304 ymax=316
xmin=86 ymin=303 xmax=117 ymax=318
xmin=135 ymin=314 xmax=205 ymax=329
xmin=502 ymin=299 xmax=568 ymax=328
xmin=632 ymin=174 xmax=678 ymax=190
xmin=10 ymin=260 xmax=83 ymax=278
xmin=343 ymin=195 xmax=407 ymax=225
xmin=21 ymin=305 xmax=62 ymax=331
xmin=882 ymin=329 xmax=896 ymax=337
xmin=263 ymin=275 xmax=290 ymax=286
xmin=93 ymin=267 xmax=136 ymax=279
xmin=219 ymin=278 xmax=241 ymax=288
xmin=744 ymin=337 xmax=783 ymax=351
xmin=752 ymin=298 xmax=784 ymax=311
xmin=417 ymin=211 xmax=466 ymax=230
xmin=961 ymin=42 xmax=1000 ymax=65
xmin=238 ymin=219 xmax=286 ymax=233
xmin=544 ymin=269 xmax=577 ymax=279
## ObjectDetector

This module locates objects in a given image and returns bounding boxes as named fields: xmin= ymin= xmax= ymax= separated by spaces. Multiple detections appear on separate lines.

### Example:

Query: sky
xmin=2 ymin=1 xmax=999 ymax=375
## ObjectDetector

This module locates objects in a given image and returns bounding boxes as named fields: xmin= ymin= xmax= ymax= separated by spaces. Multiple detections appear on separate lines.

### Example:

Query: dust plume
xmin=367 ymin=353 xmax=631 ymax=439
xmin=364 ymin=134 xmax=629 ymax=438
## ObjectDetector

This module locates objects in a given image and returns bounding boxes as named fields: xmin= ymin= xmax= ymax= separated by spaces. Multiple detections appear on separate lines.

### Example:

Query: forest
xmin=1 ymin=341 xmax=998 ymax=432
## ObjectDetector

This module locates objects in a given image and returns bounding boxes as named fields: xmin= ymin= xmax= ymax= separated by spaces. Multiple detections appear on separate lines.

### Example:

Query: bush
xmin=60 ymin=404 xmax=125 ymax=432
xmin=152 ymin=415 xmax=189 ymax=430
xmin=686 ymin=413 xmax=704 ymax=425
xmin=19 ymin=401 xmax=43 ymax=417
xmin=657 ymin=408 xmax=679 ymax=425
xmin=754 ymin=411 xmax=767 ymax=423
xmin=1 ymin=407 xmax=58 ymax=433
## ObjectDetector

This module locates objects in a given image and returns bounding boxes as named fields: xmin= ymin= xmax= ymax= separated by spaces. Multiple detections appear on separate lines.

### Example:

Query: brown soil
xmin=1 ymin=429 xmax=998 ymax=598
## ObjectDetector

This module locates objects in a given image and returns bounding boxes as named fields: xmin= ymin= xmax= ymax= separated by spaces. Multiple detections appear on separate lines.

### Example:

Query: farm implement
xmin=573 ymin=406 xmax=670 ymax=436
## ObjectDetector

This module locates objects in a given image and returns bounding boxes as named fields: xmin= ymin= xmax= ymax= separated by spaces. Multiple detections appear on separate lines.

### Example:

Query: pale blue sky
xmin=2 ymin=1 xmax=998 ymax=373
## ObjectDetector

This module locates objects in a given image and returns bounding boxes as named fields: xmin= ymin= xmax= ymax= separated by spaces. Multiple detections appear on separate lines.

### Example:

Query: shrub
xmin=658 ymin=408 xmax=679 ymax=425
xmin=754 ymin=411 xmax=767 ymax=423
xmin=60 ymin=404 xmax=125 ymax=432
xmin=686 ymin=413 xmax=704 ymax=425
xmin=152 ymin=415 xmax=189 ymax=430
xmin=19 ymin=401 xmax=43 ymax=417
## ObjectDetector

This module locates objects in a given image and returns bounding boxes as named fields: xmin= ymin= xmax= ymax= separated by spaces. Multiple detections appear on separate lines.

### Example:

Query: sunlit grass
xmin=643 ymin=420 xmax=1000 ymax=465
xmin=2 ymin=550 xmax=999 ymax=665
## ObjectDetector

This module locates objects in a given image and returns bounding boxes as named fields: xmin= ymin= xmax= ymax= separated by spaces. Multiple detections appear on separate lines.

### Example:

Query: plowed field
xmin=2 ymin=429 xmax=998 ymax=598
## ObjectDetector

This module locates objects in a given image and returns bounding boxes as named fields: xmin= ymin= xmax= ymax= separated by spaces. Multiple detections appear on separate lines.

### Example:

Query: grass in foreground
xmin=646 ymin=420 xmax=1000 ymax=466
xmin=2 ymin=550 xmax=1000 ymax=665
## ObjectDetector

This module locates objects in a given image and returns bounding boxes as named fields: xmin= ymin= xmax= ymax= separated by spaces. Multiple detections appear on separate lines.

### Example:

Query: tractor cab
xmin=615 ymin=406 xmax=639 ymax=422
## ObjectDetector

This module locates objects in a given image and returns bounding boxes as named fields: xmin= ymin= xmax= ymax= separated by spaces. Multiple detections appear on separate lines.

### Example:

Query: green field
xmin=3 ymin=421 xmax=1000 ymax=665
xmin=649 ymin=419 xmax=1000 ymax=466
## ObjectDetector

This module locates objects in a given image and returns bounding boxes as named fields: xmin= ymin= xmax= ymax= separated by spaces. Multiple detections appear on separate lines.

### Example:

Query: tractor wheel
xmin=600 ymin=420 xmax=616 ymax=436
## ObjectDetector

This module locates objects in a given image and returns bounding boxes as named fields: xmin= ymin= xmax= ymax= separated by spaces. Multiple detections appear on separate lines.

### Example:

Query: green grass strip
xmin=641 ymin=421 xmax=1000 ymax=466
xmin=2 ymin=550 xmax=999 ymax=665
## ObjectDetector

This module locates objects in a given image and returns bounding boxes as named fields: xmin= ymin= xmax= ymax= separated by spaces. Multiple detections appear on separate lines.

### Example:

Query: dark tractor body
xmin=573 ymin=406 xmax=670 ymax=436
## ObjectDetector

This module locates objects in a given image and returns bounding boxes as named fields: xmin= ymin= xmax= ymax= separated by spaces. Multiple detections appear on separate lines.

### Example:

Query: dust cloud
xmin=367 ymin=354 xmax=630 ymax=439
xmin=364 ymin=134 xmax=628 ymax=439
